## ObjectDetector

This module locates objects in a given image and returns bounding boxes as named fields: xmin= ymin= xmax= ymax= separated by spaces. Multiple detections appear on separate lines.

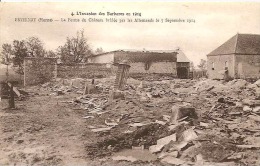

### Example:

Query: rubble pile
xmin=39 ymin=77 xmax=114 ymax=96
xmin=129 ymin=73 xmax=176 ymax=81
xmin=29 ymin=77 xmax=260 ymax=165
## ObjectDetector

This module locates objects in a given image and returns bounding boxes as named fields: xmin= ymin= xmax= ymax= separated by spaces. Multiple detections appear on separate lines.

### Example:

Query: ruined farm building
xmin=88 ymin=49 xmax=191 ymax=78
xmin=176 ymin=49 xmax=191 ymax=79
xmin=207 ymin=33 xmax=260 ymax=79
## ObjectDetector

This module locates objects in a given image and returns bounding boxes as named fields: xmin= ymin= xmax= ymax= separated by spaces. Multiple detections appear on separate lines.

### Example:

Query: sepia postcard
xmin=0 ymin=1 xmax=260 ymax=166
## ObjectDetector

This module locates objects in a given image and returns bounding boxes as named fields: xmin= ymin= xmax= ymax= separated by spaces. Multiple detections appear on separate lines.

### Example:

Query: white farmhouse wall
xmin=89 ymin=53 xmax=114 ymax=63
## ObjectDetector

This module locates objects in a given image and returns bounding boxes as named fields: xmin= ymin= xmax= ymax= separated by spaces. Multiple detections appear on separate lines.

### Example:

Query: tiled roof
xmin=208 ymin=33 xmax=260 ymax=56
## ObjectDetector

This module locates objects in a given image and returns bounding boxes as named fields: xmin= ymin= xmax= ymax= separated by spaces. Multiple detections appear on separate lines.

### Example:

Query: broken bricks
xmin=170 ymin=106 xmax=198 ymax=124
xmin=242 ymin=99 xmax=260 ymax=107
xmin=149 ymin=133 xmax=177 ymax=153
xmin=91 ymin=127 xmax=113 ymax=133
xmin=156 ymin=134 xmax=177 ymax=145
xmin=112 ymin=149 xmax=157 ymax=162
xmin=180 ymin=128 xmax=198 ymax=142
xmin=161 ymin=156 xmax=187 ymax=165
xmin=83 ymin=79 xmax=98 ymax=95
xmin=29 ymin=76 xmax=260 ymax=165
xmin=109 ymin=90 xmax=125 ymax=101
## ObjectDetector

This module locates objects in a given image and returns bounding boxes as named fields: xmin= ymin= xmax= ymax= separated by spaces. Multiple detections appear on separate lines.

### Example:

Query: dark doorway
xmin=177 ymin=67 xmax=189 ymax=79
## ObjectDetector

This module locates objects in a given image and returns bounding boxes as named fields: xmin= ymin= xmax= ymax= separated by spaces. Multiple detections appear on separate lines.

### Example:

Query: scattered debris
xmin=181 ymin=128 xmax=198 ymax=141
xmin=157 ymin=134 xmax=177 ymax=146
xmin=171 ymin=106 xmax=198 ymax=123
xmin=112 ymin=149 xmax=157 ymax=162
xmin=161 ymin=156 xmax=187 ymax=165
xmin=83 ymin=116 xmax=94 ymax=119
xmin=6 ymin=77 xmax=260 ymax=165
xmin=91 ymin=127 xmax=113 ymax=133
xmin=248 ymin=114 xmax=260 ymax=122
xmin=112 ymin=155 xmax=137 ymax=162
xmin=149 ymin=144 xmax=165 ymax=153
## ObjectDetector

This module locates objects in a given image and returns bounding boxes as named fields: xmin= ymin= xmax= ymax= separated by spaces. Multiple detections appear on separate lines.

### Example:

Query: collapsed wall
xmin=114 ymin=51 xmax=178 ymax=79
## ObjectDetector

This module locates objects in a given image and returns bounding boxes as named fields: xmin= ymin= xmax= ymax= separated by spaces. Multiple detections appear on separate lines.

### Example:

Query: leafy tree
xmin=58 ymin=30 xmax=92 ymax=63
xmin=45 ymin=50 xmax=56 ymax=58
xmin=197 ymin=59 xmax=207 ymax=71
xmin=1 ymin=43 xmax=12 ymax=65
xmin=26 ymin=37 xmax=45 ymax=57
xmin=12 ymin=40 xmax=28 ymax=74
xmin=95 ymin=47 xmax=104 ymax=54
xmin=1 ymin=37 xmax=53 ymax=75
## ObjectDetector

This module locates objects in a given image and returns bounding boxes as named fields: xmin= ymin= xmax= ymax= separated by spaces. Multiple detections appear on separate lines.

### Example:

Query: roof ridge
xmin=208 ymin=33 xmax=260 ymax=56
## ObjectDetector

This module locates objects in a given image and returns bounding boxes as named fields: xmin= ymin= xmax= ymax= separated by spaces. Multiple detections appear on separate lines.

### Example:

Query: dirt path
xmin=0 ymin=94 xmax=90 ymax=165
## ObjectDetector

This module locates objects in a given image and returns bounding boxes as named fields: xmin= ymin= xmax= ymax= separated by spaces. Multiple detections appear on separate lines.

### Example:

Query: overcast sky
xmin=0 ymin=2 xmax=260 ymax=65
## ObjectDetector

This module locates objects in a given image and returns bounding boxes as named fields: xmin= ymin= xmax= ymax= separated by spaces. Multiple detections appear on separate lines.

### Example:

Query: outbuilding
xmin=88 ymin=49 xmax=191 ymax=79
xmin=207 ymin=33 xmax=260 ymax=79
xmin=88 ymin=49 xmax=178 ymax=77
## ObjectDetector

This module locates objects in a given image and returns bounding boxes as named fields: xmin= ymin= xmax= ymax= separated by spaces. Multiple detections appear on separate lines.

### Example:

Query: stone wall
xmin=88 ymin=53 xmax=115 ymax=63
xmin=207 ymin=54 xmax=235 ymax=79
xmin=235 ymin=54 xmax=260 ymax=79
xmin=24 ymin=57 xmax=178 ymax=86
xmin=87 ymin=51 xmax=178 ymax=78
xmin=129 ymin=62 xmax=177 ymax=76
xmin=57 ymin=62 xmax=177 ymax=80
xmin=207 ymin=54 xmax=260 ymax=79
xmin=57 ymin=63 xmax=116 ymax=79
xmin=24 ymin=57 xmax=57 ymax=86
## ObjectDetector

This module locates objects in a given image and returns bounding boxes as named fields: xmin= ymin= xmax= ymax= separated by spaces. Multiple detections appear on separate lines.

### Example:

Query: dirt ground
xmin=0 ymin=92 xmax=91 ymax=165
xmin=0 ymin=81 xmax=161 ymax=166
xmin=1 ymin=77 xmax=260 ymax=166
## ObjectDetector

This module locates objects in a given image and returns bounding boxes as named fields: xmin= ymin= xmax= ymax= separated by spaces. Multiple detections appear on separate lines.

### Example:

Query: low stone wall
xmin=57 ymin=63 xmax=116 ymax=79
xmin=24 ymin=60 xmax=179 ymax=86
xmin=57 ymin=62 xmax=178 ymax=80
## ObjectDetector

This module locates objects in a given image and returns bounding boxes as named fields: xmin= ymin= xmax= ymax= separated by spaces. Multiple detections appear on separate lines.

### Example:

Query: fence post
xmin=114 ymin=61 xmax=131 ymax=90
xmin=8 ymin=82 xmax=15 ymax=109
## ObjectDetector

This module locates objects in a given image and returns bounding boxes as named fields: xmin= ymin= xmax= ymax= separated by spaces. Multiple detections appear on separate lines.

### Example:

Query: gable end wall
xmin=207 ymin=54 xmax=235 ymax=79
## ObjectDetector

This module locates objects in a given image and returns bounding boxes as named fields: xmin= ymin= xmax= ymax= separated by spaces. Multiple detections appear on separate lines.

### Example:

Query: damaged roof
xmin=91 ymin=49 xmax=191 ymax=63
xmin=208 ymin=33 xmax=260 ymax=56
xmin=91 ymin=49 xmax=178 ymax=57
xmin=91 ymin=49 xmax=178 ymax=63
xmin=114 ymin=50 xmax=177 ymax=63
